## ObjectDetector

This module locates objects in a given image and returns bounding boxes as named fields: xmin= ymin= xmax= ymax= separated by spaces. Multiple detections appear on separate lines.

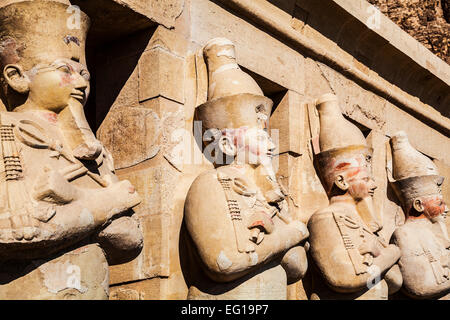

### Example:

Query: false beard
xmin=254 ymin=161 xmax=285 ymax=204
xmin=355 ymin=196 xmax=383 ymax=233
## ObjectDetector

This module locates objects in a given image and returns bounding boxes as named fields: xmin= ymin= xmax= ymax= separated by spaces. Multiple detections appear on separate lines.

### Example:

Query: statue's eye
xmin=80 ymin=70 xmax=90 ymax=81
xmin=57 ymin=65 xmax=72 ymax=74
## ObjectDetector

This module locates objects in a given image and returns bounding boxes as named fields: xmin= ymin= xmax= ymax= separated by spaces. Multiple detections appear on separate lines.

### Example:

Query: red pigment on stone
xmin=335 ymin=162 xmax=350 ymax=170
xmin=43 ymin=112 xmax=58 ymax=124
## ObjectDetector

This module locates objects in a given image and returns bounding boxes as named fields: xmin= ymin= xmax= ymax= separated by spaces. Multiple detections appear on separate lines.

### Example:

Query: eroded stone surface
xmin=183 ymin=38 xmax=309 ymax=300
xmin=0 ymin=0 xmax=448 ymax=302
xmin=389 ymin=131 xmax=450 ymax=299
xmin=0 ymin=0 xmax=142 ymax=299
xmin=308 ymin=94 xmax=401 ymax=300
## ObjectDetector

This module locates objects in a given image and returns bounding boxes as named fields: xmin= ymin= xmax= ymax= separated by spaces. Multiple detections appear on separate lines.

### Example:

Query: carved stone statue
xmin=307 ymin=93 xmax=402 ymax=300
xmin=389 ymin=131 xmax=450 ymax=299
xmin=0 ymin=0 xmax=142 ymax=299
xmin=183 ymin=38 xmax=309 ymax=299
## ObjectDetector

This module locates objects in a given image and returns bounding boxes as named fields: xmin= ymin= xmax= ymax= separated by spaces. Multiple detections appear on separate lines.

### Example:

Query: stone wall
xmin=72 ymin=0 xmax=449 ymax=299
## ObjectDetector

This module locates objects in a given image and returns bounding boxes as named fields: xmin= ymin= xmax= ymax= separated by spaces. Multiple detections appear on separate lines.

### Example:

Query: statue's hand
xmin=96 ymin=216 xmax=143 ymax=264
xmin=0 ymin=205 xmax=55 ymax=242
xmin=32 ymin=166 xmax=79 ymax=204
xmin=359 ymin=237 xmax=381 ymax=257
xmin=266 ymin=219 xmax=309 ymax=255
xmin=286 ymin=220 xmax=309 ymax=243
xmin=83 ymin=179 xmax=140 ymax=225
xmin=0 ymin=215 xmax=38 ymax=242
xmin=247 ymin=211 xmax=274 ymax=245
xmin=384 ymin=264 xmax=403 ymax=295
xmin=281 ymin=245 xmax=308 ymax=284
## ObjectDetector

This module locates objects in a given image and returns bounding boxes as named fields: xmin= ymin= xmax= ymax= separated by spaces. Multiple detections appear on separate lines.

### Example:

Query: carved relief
xmin=389 ymin=131 xmax=450 ymax=299
xmin=307 ymin=93 xmax=402 ymax=300
xmin=183 ymin=38 xmax=308 ymax=299
xmin=0 ymin=1 xmax=142 ymax=299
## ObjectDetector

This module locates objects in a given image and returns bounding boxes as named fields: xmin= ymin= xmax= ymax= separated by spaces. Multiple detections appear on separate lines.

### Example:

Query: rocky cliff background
xmin=368 ymin=0 xmax=449 ymax=64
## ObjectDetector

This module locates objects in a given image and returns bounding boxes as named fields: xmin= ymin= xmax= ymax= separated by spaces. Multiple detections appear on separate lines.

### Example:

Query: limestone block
xmin=109 ymin=287 xmax=142 ymax=300
xmin=271 ymin=92 xmax=329 ymax=224
xmin=161 ymin=169 xmax=211 ymax=300
xmin=106 ymin=137 xmax=182 ymax=289
xmin=288 ymin=280 xmax=308 ymax=300
xmin=118 ymin=0 xmax=184 ymax=29
xmin=300 ymin=24 xmax=339 ymax=58
xmin=118 ymin=163 xmax=181 ymax=217
xmin=275 ymin=152 xmax=328 ymax=224
xmin=139 ymin=48 xmax=185 ymax=104
xmin=189 ymin=0 xmax=305 ymax=93
xmin=270 ymin=91 xmax=304 ymax=156
xmin=385 ymin=102 xmax=450 ymax=167
xmin=0 ymin=244 xmax=109 ymax=300
xmin=306 ymin=61 xmax=387 ymax=132
xmin=110 ymin=277 xmax=168 ymax=300
xmin=97 ymin=106 xmax=160 ymax=170
xmin=141 ymin=97 xmax=186 ymax=172
xmin=148 ymin=25 xmax=187 ymax=58
xmin=187 ymin=264 xmax=288 ymax=300
xmin=109 ymin=214 xmax=170 ymax=285
xmin=304 ymin=59 xmax=336 ymax=108
xmin=352 ymin=58 xmax=371 ymax=76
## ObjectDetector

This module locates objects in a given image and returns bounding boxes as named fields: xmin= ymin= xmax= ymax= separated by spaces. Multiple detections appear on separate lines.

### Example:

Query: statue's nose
xmin=74 ymin=72 xmax=88 ymax=92
xmin=268 ymin=139 xmax=276 ymax=152
xmin=370 ymin=179 xmax=377 ymax=191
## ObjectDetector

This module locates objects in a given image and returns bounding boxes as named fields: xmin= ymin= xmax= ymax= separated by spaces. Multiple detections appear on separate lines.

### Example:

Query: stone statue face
xmin=414 ymin=193 xmax=448 ymax=220
xmin=26 ymin=58 xmax=90 ymax=112
xmin=346 ymin=167 xmax=377 ymax=201
xmin=231 ymin=127 xmax=275 ymax=166
xmin=331 ymin=152 xmax=376 ymax=201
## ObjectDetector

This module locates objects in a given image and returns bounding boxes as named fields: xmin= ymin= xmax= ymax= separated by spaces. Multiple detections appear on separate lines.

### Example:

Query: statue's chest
xmin=0 ymin=113 xmax=100 ymax=191
xmin=332 ymin=211 xmax=377 ymax=244
xmin=401 ymin=223 xmax=447 ymax=259
xmin=217 ymin=171 xmax=276 ymax=223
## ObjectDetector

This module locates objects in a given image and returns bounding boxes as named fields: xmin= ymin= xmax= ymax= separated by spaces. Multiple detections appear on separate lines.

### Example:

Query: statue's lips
xmin=70 ymin=91 xmax=85 ymax=102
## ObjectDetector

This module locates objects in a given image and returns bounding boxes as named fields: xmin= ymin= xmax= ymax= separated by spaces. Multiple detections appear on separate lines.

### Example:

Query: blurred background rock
xmin=368 ymin=0 xmax=449 ymax=64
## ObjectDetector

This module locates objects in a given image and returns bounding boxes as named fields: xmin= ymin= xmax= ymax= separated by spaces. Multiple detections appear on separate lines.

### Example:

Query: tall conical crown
xmin=390 ymin=131 xmax=439 ymax=180
xmin=196 ymin=38 xmax=272 ymax=131
xmin=0 ymin=0 xmax=89 ymax=71
xmin=315 ymin=94 xmax=373 ymax=194
xmin=203 ymin=37 xmax=264 ymax=101
xmin=389 ymin=131 xmax=443 ymax=203
xmin=316 ymin=93 xmax=367 ymax=152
